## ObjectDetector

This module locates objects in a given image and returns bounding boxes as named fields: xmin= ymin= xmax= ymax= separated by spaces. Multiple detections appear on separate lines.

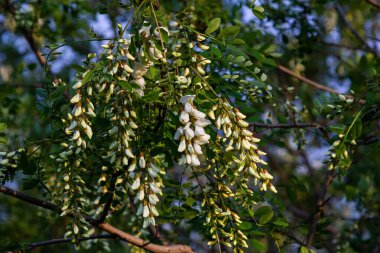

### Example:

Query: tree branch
xmin=0 ymin=186 xmax=194 ymax=253
xmin=335 ymin=4 xmax=379 ymax=57
xmin=4 ymin=0 xmax=58 ymax=83
xmin=277 ymin=65 xmax=340 ymax=95
xmin=27 ymin=234 xmax=116 ymax=250
xmin=366 ymin=0 xmax=380 ymax=9
xmin=277 ymin=64 xmax=366 ymax=105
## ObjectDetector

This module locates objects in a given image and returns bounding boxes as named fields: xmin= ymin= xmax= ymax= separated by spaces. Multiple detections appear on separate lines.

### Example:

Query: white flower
xmin=139 ymin=25 xmax=151 ymax=37
xmin=184 ymin=103 xmax=193 ymax=113
xmin=191 ymin=154 xmax=200 ymax=166
xmin=131 ymin=177 xmax=140 ymax=190
xmin=174 ymin=127 xmax=182 ymax=140
xmin=195 ymin=118 xmax=211 ymax=127
xmin=133 ymin=77 xmax=146 ymax=88
xmin=183 ymin=123 xmax=195 ymax=140
xmin=150 ymin=183 xmax=160 ymax=193
xmin=269 ymin=185 xmax=277 ymax=193
xmin=143 ymin=205 xmax=150 ymax=218
xmin=177 ymin=76 xmax=188 ymax=84
xmin=70 ymin=93 xmax=81 ymax=104
xmin=194 ymin=125 xmax=205 ymax=136
xmin=193 ymin=143 xmax=203 ymax=154
xmin=139 ymin=156 xmax=146 ymax=168
xmin=72 ymin=130 xmax=80 ymax=140
xmin=195 ymin=134 xmax=210 ymax=145
xmin=186 ymin=154 xmax=192 ymax=164
xmin=178 ymin=139 xmax=186 ymax=152
xmin=180 ymin=95 xmax=196 ymax=104
xmin=72 ymin=81 xmax=83 ymax=89
xmin=133 ymin=63 xmax=148 ymax=79
xmin=179 ymin=111 xmax=190 ymax=124
xmin=237 ymin=120 xmax=249 ymax=128
xmin=138 ymin=189 xmax=145 ymax=201
xmin=192 ymin=109 xmax=206 ymax=119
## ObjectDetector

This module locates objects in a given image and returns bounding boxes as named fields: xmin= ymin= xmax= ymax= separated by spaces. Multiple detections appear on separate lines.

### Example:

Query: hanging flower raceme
xmin=174 ymin=95 xmax=211 ymax=167
xmin=129 ymin=154 xmax=165 ymax=228
xmin=0 ymin=149 xmax=24 ymax=184
xmin=105 ymin=95 xmax=137 ymax=168
xmin=208 ymin=100 xmax=277 ymax=193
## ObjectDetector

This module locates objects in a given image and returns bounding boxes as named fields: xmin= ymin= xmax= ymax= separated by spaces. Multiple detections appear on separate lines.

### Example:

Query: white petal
xmin=131 ymin=177 xmax=140 ymax=190
xmin=143 ymin=205 xmax=150 ymax=218
xmin=193 ymin=109 xmax=206 ymax=119
xmin=179 ymin=155 xmax=186 ymax=165
xmin=195 ymin=134 xmax=210 ymax=145
xmin=70 ymin=93 xmax=81 ymax=104
xmin=194 ymin=126 xmax=205 ymax=136
xmin=179 ymin=111 xmax=189 ymax=124
xmin=72 ymin=81 xmax=83 ymax=89
xmin=186 ymin=154 xmax=192 ymax=164
xmin=139 ymin=189 xmax=145 ymax=200
xmin=184 ymin=103 xmax=193 ymax=113
xmin=191 ymin=155 xmax=200 ymax=167
xmin=193 ymin=143 xmax=203 ymax=154
xmin=134 ymin=77 xmax=146 ymax=88
xmin=184 ymin=126 xmax=194 ymax=140
xmin=178 ymin=139 xmax=186 ymax=152
xmin=195 ymin=118 xmax=211 ymax=127
xmin=139 ymin=156 xmax=146 ymax=168
xmin=174 ymin=127 xmax=182 ymax=140
xmin=180 ymin=95 xmax=196 ymax=104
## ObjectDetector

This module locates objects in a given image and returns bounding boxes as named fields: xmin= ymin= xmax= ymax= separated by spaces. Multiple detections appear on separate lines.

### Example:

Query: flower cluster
xmin=209 ymin=100 xmax=276 ymax=193
xmin=129 ymin=154 xmax=165 ymax=228
xmin=0 ymin=149 xmax=23 ymax=184
xmin=65 ymin=78 xmax=95 ymax=151
xmin=174 ymin=95 xmax=211 ymax=167
xmin=105 ymin=96 xmax=138 ymax=168
xmin=202 ymin=191 xmax=248 ymax=252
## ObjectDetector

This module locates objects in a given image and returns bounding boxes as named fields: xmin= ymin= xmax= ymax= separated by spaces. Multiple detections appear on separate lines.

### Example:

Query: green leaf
xmin=210 ymin=46 xmax=222 ymax=58
xmin=0 ymin=135 xmax=7 ymax=144
xmin=252 ymin=6 xmax=266 ymax=19
xmin=218 ymin=26 xmax=240 ymax=39
xmin=261 ymin=57 xmax=277 ymax=67
xmin=239 ymin=221 xmax=252 ymax=230
xmin=0 ymin=123 xmax=7 ymax=132
xmin=232 ymin=38 xmax=246 ymax=45
xmin=300 ymin=246 xmax=315 ymax=253
xmin=255 ymin=206 xmax=274 ymax=224
xmin=235 ymin=56 xmax=246 ymax=63
xmin=329 ymin=124 xmax=346 ymax=134
xmin=273 ymin=217 xmax=289 ymax=227
xmin=143 ymin=90 xmax=161 ymax=102
xmin=251 ymin=239 xmax=267 ymax=251
xmin=72 ymin=64 xmax=85 ymax=73
xmin=82 ymin=69 xmax=93 ymax=84
xmin=205 ymin=18 xmax=221 ymax=34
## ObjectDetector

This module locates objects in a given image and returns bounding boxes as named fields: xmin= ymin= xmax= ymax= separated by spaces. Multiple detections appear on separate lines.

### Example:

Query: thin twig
xmin=27 ymin=234 xmax=116 ymax=250
xmin=277 ymin=65 xmax=340 ymax=95
xmin=319 ymin=41 xmax=364 ymax=51
xmin=335 ymin=4 xmax=379 ymax=57
xmin=4 ymin=0 xmax=58 ymax=83
xmin=0 ymin=186 xmax=194 ymax=253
